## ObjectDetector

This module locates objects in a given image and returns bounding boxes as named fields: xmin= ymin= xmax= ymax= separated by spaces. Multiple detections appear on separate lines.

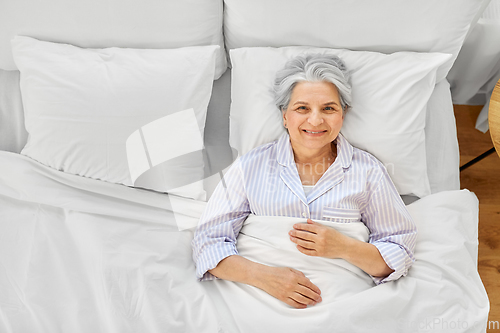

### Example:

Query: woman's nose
xmin=307 ymin=110 xmax=324 ymax=126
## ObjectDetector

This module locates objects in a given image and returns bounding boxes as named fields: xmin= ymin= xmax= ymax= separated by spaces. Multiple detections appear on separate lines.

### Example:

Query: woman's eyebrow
xmin=292 ymin=101 xmax=340 ymax=106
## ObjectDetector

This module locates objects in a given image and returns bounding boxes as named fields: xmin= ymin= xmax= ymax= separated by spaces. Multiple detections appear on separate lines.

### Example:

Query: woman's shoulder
xmin=349 ymin=144 xmax=389 ymax=176
xmin=347 ymin=146 xmax=397 ymax=190
xmin=238 ymin=139 xmax=279 ymax=165
xmin=351 ymin=145 xmax=382 ymax=165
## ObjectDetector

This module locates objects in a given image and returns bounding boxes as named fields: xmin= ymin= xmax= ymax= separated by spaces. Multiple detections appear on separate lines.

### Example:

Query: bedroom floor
xmin=454 ymin=104 xmax=500 ymax=331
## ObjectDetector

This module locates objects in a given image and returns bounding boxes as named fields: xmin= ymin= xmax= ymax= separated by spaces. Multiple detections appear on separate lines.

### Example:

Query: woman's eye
xmin=295 ymin=106 xmax=308 ymax=112
xmin=324 ymin=106 xmax=339 ymax=113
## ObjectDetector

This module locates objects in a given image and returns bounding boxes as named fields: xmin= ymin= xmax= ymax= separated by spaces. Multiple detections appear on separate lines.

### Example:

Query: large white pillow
xmin=229 ymin=47 xmax=451 ymax=198
xmin=223 ymin=0 xmax=489 ymax=81
xmin=12 ymin=36 xmax=219 ymax=201
xmin=1 ymin=0 xmax=226 ymax=78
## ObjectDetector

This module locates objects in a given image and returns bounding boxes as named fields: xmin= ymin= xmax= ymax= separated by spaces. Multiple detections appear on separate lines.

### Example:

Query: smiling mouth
xmin=303 ymin=130 xmax=326 ymax=134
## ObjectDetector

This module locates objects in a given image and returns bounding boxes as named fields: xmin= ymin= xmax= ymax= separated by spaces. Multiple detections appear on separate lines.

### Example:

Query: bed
xmin=0 ymin=1 xmax=492 ymax=332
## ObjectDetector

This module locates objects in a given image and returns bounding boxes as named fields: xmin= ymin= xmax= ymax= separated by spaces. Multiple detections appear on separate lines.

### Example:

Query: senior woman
xmin=192 ymin=54 xmax=417 ymax=309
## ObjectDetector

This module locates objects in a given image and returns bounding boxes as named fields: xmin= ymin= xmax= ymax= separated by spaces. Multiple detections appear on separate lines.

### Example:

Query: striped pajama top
xmin=192 ymin=133 xmax=417 ymax=284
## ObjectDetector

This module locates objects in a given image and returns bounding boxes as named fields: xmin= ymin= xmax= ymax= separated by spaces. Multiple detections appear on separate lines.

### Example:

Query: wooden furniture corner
xmin=489 ymin=78 xmax=500 ymax=158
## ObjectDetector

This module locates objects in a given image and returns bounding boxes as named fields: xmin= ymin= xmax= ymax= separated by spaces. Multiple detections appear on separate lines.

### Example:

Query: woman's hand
xmin=209 ymin=255 xmax=322 ymax=309
xmin=289 ymin=219 xmax=395 ymax=278
xmin=256 ymin=266 xmax=322 ymax=309
xmin=289 ymin=219 xmax=348 ymax=259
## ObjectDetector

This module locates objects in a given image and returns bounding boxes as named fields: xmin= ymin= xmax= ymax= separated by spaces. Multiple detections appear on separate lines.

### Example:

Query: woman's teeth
xmin=304 ymin=130 xmax=323 ymax=134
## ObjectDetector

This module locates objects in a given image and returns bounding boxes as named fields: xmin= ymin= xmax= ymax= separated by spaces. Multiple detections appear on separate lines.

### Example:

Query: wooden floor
xmin=454 ymin=105 xmax=500 ymax=332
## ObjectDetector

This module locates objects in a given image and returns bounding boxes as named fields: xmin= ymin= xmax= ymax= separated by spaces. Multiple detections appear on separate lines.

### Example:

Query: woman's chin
xmin=295 ymin=133 xmax=336 ymax=146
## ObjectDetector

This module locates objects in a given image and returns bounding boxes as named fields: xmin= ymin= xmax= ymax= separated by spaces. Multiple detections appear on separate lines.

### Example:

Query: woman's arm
xmin=360 ymin=168 xmax=417 ymax=283
xmin=341 ymin=237 xmax=395 ymax=278
xmin=209 ymin=255 xmax=323 ymax=309
xmin=289 ymin=163 xmax=417 ymax=283
xmin=192 ymin=158 xmax=250 ymax=281
xmin=193 ymin=158 xmax=322 ymax=309
xmin=289 ymin=219 xmax=394 ymax=278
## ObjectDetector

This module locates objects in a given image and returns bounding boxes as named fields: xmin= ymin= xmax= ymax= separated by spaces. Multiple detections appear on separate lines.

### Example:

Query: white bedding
xmin=0 ymin=151 xmax=489 ymax=332
xmin=208 ymin=215 xmax=375 ymax=332
xmin=0 ymin=68 xmax=462 ymax=197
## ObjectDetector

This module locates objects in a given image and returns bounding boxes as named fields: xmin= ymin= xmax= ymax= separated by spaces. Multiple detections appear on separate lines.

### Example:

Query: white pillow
xmin=224 ymin=0 xmax=489 ymax=81
xmin=1 ymin=0 xmax=226 ymax=78
xmin=229 ymin=47 xmax=451 ymax=198
xmin=12 ymin=36 xmax=219 ymax=201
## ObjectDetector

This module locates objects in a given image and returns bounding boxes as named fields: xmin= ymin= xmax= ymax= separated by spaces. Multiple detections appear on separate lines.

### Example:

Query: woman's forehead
xmin=291 ymin=81 xmax=340 ymax=101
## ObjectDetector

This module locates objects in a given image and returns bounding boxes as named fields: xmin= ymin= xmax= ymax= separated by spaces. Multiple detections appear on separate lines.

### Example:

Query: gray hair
xmin=273 ymin=53 xmax=352 ymax=113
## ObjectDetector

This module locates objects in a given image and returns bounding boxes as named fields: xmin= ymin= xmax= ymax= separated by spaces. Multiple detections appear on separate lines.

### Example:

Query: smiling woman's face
xmin=282 ymin=81 xmax=344 ymax=158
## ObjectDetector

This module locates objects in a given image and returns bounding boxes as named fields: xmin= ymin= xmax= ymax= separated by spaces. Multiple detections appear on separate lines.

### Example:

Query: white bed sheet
xmin=0 ymin=151 xmax=489 ymax=332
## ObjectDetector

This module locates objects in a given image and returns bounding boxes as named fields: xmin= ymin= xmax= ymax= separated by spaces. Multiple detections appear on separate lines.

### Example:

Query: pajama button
xmin=302 ymin=212 xmax=307 ymax=217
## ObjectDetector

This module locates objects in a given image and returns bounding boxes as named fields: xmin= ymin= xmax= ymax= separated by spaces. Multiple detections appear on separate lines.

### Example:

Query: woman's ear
xmin=282 ymin=107 xmax=287 ymax=125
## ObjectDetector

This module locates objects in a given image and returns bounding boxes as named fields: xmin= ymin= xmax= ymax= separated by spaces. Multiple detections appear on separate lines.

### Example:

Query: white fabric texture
xmin=208 ymin=190 xmax=489 ymax=332
xmin=0 ymin=0 xmax=227 ymax=78
xmin=0 ymin=69 xmax=26 ymax=153
xmin=0 ymin=151 xmax=489 ymax=332
xmin=223 ymin=0 xmax=490 ymax=82
xmin=425 ymin=80 xmax=461 ymax=193
xmin=12 ymin=36 xmax=219 ymax=200
xmin=208 ymin=215 xmax=375 ymax=331
xmin=229 ymin=47 xmax=451 ymax=197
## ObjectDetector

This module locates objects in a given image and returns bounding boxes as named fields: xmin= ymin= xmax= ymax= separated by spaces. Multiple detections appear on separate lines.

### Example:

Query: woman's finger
xmin=292 ymin=222 xmax=318 ymax=234
xmin=296 ymin=244 xmax=317 ymax=256
xmin=289 ymin=229 xmax=315 ymax=241
xmin=288 ymin=229 xmax=318 ymax=242
xmin=290 ymin=235 xmax=316 ymax=250
xmin=289 ymin=292 xmax=318 ymax=306
xmin=285 ymin=297 xmax=307 ymax=309
xmin=290 ymin=268 xmax=306 ymax=277
xmin=295 ymin=273 xmax=322 ymax=296
xmin=290 ymin=269 xmax=321 ymax=296
xmin=295 ymin=284 xmax=322 ymax=302
xmin=297 ymin=271 xmax=321 ymax=295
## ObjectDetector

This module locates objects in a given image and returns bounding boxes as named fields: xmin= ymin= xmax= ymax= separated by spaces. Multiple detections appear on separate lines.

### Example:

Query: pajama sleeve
xmin=192 ymin=158 xmax=251 ymax=281
xmin=362 ymin=166 xmax=418 ymax=285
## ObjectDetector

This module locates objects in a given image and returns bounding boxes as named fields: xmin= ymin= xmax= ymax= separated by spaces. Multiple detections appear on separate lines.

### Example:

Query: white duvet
xmin=0 ymin=151 xmax=489 ymax=332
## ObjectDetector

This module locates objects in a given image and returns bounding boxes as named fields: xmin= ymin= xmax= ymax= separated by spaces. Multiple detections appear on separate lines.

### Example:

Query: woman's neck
xmin=292 ymin=142 xmax=337 ymax=165
xmin=292 ymin=142 xmax=338 ymax=186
